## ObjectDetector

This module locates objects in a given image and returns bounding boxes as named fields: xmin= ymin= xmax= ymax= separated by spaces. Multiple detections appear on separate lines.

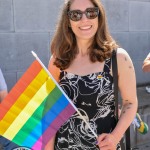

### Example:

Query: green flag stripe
xmin=12 ymin=86 xmax=62 ymax=145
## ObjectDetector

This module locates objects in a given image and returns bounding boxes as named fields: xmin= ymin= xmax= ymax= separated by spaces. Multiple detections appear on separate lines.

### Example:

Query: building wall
xmin=0 ymin=0 xmax=150 ymax=90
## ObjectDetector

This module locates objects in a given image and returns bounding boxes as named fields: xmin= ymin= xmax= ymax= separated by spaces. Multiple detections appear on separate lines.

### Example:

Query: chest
xmin=65 ymin=57 xmax=105 ymax=76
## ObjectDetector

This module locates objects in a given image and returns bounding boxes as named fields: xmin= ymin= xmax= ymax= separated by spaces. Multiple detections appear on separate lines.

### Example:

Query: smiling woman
xmin=46 ymin=0 xmax=138 ymax=150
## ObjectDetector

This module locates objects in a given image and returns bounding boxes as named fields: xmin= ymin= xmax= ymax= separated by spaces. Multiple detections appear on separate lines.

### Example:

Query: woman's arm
xmin=97 ymin=48 xmax=138 ymax=150
xmin=44 ymin=55 xmax=60 ymax=150
xmin=142 ymin=53 xmax=150 ymax=72
xmin=111 ymin=48 xmax=138 ymax=142
xmin=44 ymin=136 xmax=56 ymax=150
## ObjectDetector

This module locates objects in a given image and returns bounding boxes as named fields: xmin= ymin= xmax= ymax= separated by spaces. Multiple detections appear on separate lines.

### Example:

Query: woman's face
xmin=69 ymin=0 xmax=99 ymax=42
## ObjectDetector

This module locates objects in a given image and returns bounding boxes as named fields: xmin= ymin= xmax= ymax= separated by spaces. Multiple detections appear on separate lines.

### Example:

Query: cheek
xmin=70 ymin=20 xmax=77 ymax=27
xmin=95 ymin=19 xmax=99 ymax=31
xmin=70 ymin=22 xmax=79 ymax=33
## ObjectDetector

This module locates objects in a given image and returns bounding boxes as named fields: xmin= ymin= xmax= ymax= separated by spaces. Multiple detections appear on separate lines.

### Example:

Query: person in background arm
xmin=0 ymin=68 xmax=8 ymax=102
xmin=142 ymin=52 xmax=150 ymax=72
xmin=0 ymin=68 xmax=19 ymax=150
xmin=0 ymin=68 xmax=8 ymax=149
xmin=142 ymin=53 xmax=150 ymax=93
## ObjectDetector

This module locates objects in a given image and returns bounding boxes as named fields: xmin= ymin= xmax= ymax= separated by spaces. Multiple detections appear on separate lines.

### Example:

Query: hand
xmin=97 ymin=133 xmax=118 ymax=150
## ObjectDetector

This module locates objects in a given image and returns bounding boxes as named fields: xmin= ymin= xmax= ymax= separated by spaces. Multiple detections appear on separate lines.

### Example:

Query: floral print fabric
xmin=54 ymin=58 xmax=121 ymax=150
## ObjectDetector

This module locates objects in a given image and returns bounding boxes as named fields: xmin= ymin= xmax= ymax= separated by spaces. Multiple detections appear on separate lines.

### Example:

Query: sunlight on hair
xmin=65 ymin=0 xmax=69 ymax=4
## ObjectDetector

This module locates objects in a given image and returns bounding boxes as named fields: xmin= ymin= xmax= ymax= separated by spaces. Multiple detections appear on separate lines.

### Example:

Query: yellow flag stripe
xmin=3 ymin=78 xmax=55 ymax=139
xmin=0 ymin=69 xmax=48 ymax=134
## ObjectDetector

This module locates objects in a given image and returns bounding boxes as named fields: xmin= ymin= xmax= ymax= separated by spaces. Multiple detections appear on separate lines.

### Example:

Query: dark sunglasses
xmin=68 ymin=7 xmax=99 ymax=21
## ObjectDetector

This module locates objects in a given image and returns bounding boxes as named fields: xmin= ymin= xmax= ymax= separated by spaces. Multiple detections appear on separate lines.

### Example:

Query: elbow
xmin=142 ymin=61 xmax=150 ymax=72
xmin=142 ymin=66 xmax=150 ymax=72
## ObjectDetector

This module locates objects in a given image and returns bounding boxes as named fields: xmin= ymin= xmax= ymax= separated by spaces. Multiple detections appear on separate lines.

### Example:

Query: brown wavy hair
xmin=51 ymin=0 xmax=119 ymax=70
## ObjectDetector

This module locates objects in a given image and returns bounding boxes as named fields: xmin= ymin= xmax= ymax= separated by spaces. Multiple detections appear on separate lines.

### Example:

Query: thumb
xmin=97 ymin=133 xmax=107 ymax=143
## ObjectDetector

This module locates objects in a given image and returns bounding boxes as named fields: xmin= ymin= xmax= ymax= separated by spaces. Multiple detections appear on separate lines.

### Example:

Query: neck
xmin=77 ymin=39 xmax=92 ymax=56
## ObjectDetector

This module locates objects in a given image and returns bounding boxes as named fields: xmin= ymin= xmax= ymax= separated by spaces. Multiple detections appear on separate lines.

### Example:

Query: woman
xmin=47 ymin=0 xmax=138 ymax=149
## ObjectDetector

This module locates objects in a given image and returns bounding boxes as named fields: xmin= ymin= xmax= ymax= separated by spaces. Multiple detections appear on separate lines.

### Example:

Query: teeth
xmin=80 ymin=26 xmax=91 ymax=30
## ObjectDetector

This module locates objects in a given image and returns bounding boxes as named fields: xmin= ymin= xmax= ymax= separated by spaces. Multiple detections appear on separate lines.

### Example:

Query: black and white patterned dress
xmin=54 ymin=58 xmax=121 ymax=150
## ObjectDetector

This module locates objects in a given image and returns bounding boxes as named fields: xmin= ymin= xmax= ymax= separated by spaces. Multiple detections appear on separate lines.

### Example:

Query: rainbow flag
xmin=0 ymin=60 xmax=76 ymax=149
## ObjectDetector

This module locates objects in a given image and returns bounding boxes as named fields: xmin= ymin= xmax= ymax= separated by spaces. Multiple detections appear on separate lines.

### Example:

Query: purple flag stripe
xmin=32 ymin=103 xmax=76 ymax=149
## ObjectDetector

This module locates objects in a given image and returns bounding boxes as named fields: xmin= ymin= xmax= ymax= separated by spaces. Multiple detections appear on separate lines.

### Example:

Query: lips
xmin=79 ymin=25 xmax=92 ymax=30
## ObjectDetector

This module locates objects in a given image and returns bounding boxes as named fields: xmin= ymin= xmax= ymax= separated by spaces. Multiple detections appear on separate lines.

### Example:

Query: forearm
xmin=44 ymin=135 xmax=56 ymax=150
xmin=0 ymin=91 xmax=8 ymax=102
xmin=142 ymin=53 xmax=150 ymax=72
xmin=142 ymin=62 xmax=150 ymax=72
xmin=96 ymin=102 xmax=137 ymax=150
xmin=111 ymin=100 xmax=138 ymax=142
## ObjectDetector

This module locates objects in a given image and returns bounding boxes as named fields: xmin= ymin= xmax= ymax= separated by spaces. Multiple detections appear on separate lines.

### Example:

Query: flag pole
xmin=31 ymin=51 xmax=98 ymax=138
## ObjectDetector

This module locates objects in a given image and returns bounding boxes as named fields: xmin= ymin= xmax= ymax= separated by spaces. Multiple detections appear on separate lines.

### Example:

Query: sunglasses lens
xmin=68 ymin=10 xmax=82 ymax=21
xmin=68 ymin=7 xmax=99 ymax=21
xmin=86 ymin=8 xmax=99 ymax=19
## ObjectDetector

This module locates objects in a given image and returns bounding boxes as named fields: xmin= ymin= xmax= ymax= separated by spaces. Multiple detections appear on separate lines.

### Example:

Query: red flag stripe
xmin=0 ymin=60 xmax=42 ymax=120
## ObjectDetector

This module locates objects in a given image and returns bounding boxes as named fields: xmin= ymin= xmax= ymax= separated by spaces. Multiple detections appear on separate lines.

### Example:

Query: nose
xmin=81 ymin=13 xmax=88 ymax=21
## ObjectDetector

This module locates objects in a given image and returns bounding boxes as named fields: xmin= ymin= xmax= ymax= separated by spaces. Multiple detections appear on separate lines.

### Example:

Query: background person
xmin=142 ymin=52 xmax=150 ymax=72
xmin=0 ymin=68 xmax=18 ymax=150
xmin=0 ymin=68 xmax=7 ymax=102
xmin=142 ymin=52 xmax=150 ymax=93
xmin=46 ymin=0 xmax=138 ymax=149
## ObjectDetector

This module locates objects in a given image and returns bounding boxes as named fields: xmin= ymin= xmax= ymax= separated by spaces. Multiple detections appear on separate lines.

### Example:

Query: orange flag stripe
xmin=0 ymin=69 xmax=48 ymax=134
xmin=0 ymin=60 xmax=42 ymax=120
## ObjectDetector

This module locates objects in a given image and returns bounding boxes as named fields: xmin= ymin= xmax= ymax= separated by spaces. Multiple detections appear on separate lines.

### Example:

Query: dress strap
xmin=103 ymin=58 xmax=111 ymax=73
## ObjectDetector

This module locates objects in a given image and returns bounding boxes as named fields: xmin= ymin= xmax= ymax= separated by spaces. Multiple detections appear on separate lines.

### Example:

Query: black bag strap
xmin=112 ymin=50 xmax=131 ymax=150
xmin=112 ymin=50 xmax=119 ymax=121
xmin=125 ymin=127 xmax=131 ymax=150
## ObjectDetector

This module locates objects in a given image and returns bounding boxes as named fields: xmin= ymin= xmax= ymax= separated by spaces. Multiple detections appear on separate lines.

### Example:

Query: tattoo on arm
xmin=125 ymin=57 xmax=133 ymax=69
xmin=129 ymin=66 xmax=132 ymax=69
xmin=120 ymin=100 xmax=133 ymax=115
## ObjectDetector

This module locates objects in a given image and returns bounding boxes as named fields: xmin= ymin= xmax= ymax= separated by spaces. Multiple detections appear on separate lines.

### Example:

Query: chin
xmin=79 ymin=35 xmax=95 ymax=41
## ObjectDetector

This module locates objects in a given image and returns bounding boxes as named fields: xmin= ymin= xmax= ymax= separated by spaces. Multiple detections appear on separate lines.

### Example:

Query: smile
xmin=79 ymin=25 xmax=92 ymax=30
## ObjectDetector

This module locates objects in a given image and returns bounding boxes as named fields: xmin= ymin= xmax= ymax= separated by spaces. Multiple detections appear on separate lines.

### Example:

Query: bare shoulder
xmin=117 ymin=48 xmax=133 ymax=65
xmin=48 ymin=55 xmax=60 ymax=82
xmin=48 ymin=55 xmax=56 ymax=70
xmin=117 ymin=48 xmax=132 ymax=61
xmin=116 ymin=48 xmax=135 ymax=75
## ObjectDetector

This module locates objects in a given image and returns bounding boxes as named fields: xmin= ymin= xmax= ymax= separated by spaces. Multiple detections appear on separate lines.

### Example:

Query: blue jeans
xmin=0 ymin=136 xmax=18 ymax=150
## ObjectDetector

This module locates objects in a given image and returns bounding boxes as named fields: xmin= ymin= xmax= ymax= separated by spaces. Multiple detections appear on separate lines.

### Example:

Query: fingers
xmin=97 ymin=133 xmax=107 ymax=143
xmin=97 ymin=133 xmax=117 ymax=150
